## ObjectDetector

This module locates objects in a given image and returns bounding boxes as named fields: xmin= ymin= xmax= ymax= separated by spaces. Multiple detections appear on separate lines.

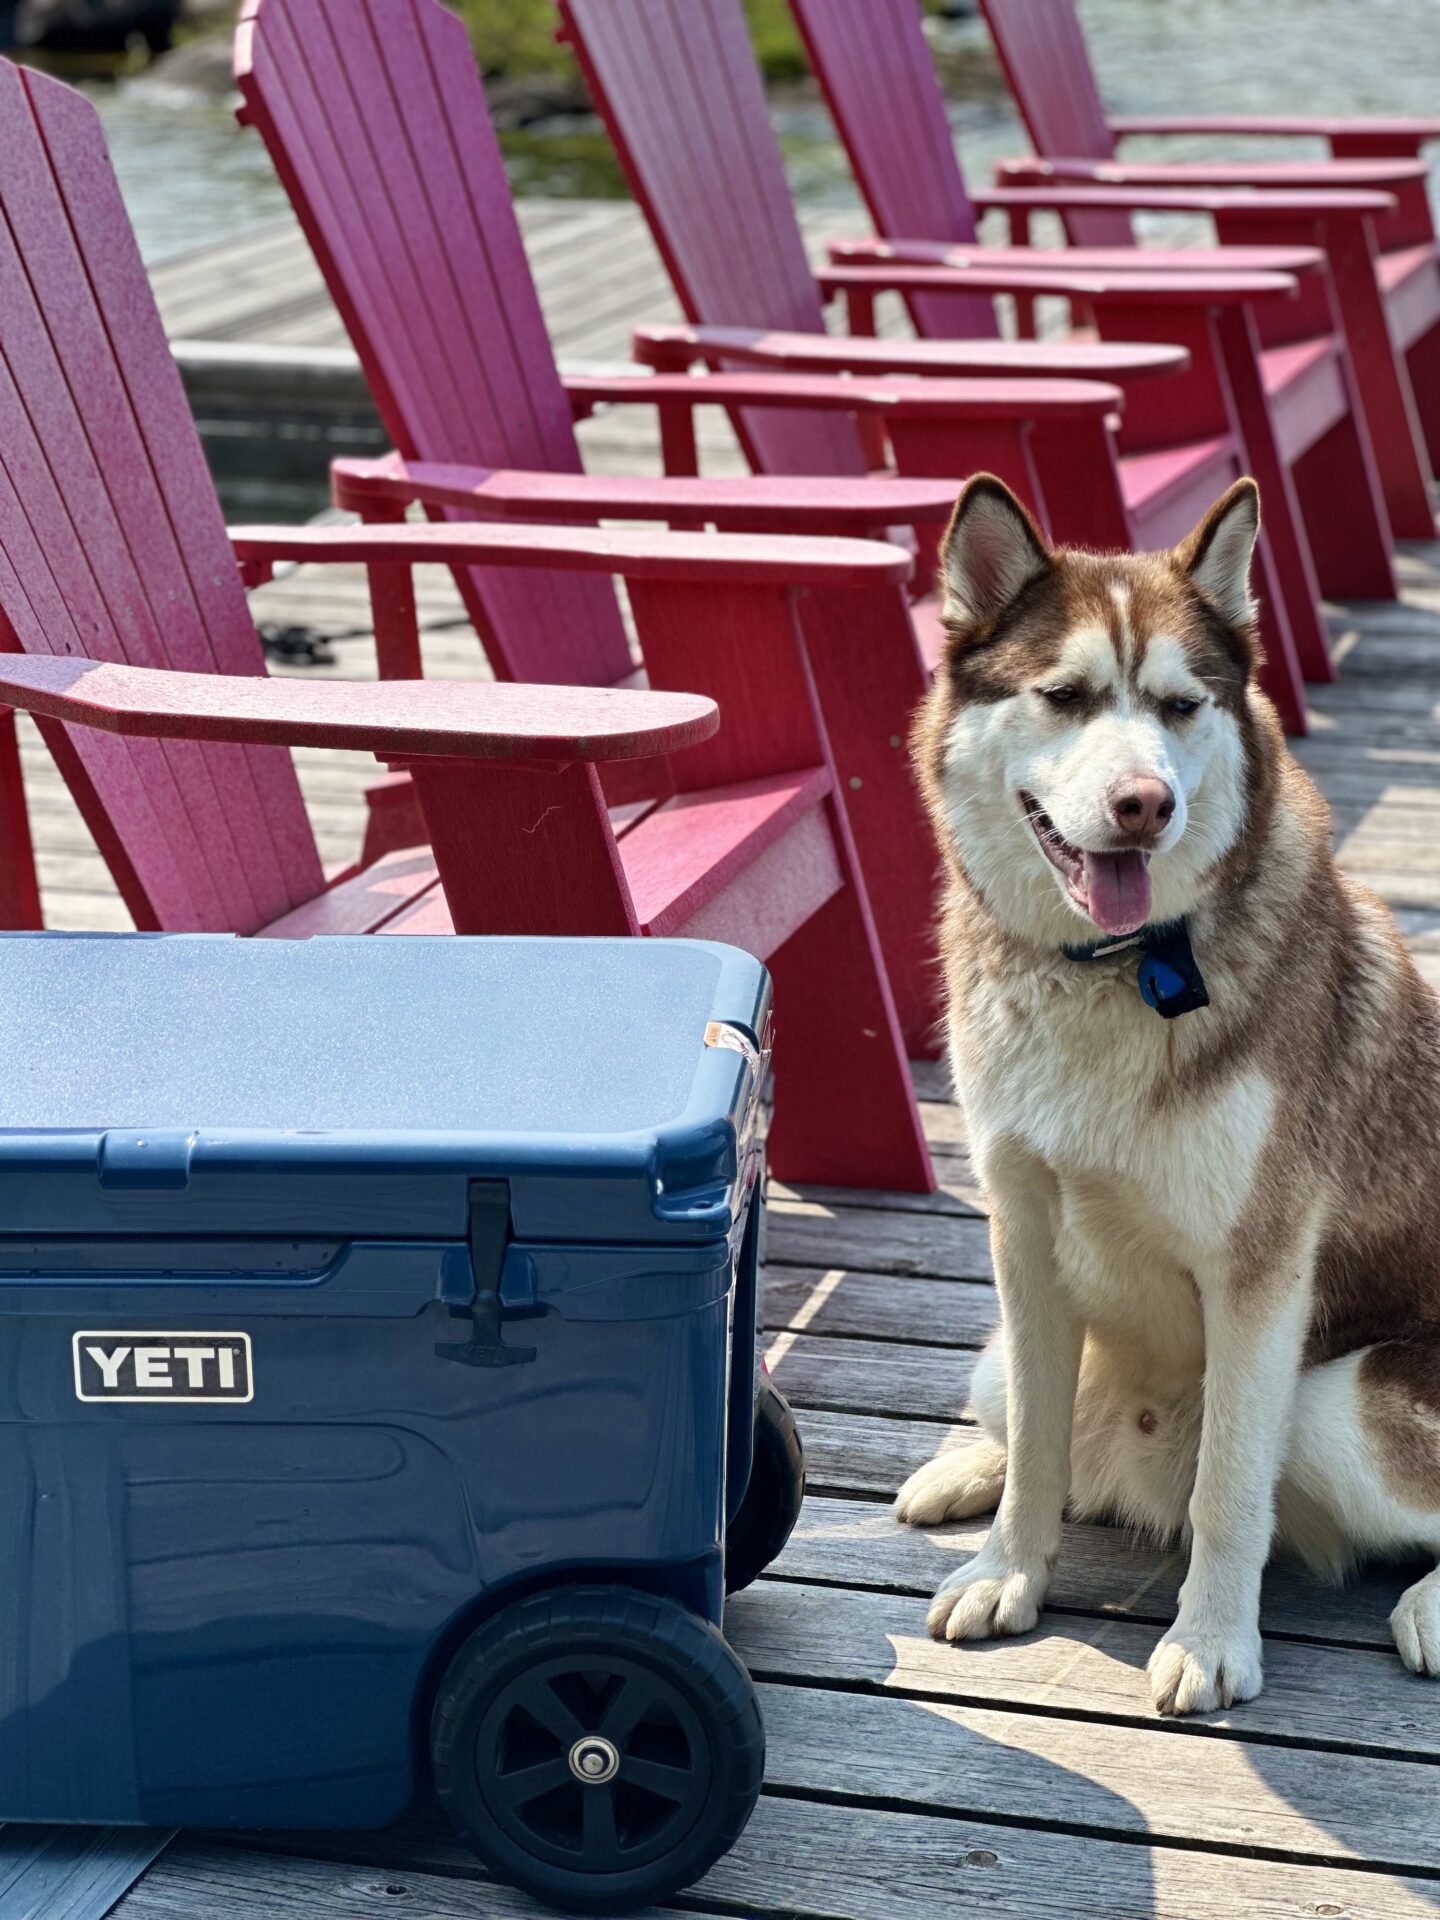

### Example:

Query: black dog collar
xmin=1061 ymin=918 xmax=1209 ymax=1020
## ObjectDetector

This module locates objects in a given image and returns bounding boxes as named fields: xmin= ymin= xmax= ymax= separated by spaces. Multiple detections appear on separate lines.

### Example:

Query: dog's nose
xmin=1108 ymin=776 xmax=1175 ymax=839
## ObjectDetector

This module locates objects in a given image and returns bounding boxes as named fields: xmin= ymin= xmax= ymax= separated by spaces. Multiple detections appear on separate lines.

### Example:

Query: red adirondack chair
xmin=979 ymin=0 xmax=1440 ymax=541
xmin=555 ymin=0 xmax=1318 ymax=734
xmin=0 ymin=58 xmax=932 ymax=1192
xmin=788 ymin=0 xmax=1400 ymax=669
xmin=233 ymin=0 xmax=1161 ymax=1055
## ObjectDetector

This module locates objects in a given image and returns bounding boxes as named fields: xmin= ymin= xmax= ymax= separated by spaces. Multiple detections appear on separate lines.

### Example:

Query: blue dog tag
xmin=1137 ymin=925 xmax=1210 ymax=1020
xmin=1138 ymin=954 xmax=1188 ymax=1010
xmin=1064 ymin=919 xmax=1210 ymax=1020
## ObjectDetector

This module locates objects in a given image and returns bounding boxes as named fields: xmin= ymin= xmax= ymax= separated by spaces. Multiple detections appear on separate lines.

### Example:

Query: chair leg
xmin=362 ymin=500 xmax=425 ymax=679
xmin=1405 ymin=315 xmax=1440 ymax=482
xmin=406 ymin=757 xmax=638 ymax=937
xmin=1291 ymin=407 xmax=1403 ymax=603
xmin=1026 ymin=418 xmax=1135 ymax=551
xmin=1251 ymin=528 xmax=1309 ymax=735
xmin=765 ymin=799 xmax=934 ymax=1194
xmin=1325 ymin=222 xmax=1437 ymax=541
xmin=1217 ymin=209 xmax=1436 ymax=539
xmin=0 ymin=706 xmax=41 ymax=928
xmin=1212 ymin=306 xmax=1340 ymax=680
xmin=798 ymin=585 xmax=944 ymax=1057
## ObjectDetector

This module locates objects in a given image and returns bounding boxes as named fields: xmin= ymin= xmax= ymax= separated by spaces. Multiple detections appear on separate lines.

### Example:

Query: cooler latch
xmin=435 ymin=1180 xmax=537 ymax=1369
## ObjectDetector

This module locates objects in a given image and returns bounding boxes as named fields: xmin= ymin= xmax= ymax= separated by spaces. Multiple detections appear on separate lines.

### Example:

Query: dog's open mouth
xmin=1019 ymin=791 xmax=1152 ymax=937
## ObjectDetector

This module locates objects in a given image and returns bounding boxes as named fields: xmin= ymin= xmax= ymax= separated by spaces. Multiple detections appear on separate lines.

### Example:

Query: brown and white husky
xmin=903 ymin=474 xmax=1440 ymax=1716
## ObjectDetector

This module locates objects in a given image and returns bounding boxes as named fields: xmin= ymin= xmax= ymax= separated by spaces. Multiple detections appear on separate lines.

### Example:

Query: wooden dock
xmin=17 ymin=202 xmax=1440 ymax=1919
xmin=154 ymin=201 xmax=769 ymax=513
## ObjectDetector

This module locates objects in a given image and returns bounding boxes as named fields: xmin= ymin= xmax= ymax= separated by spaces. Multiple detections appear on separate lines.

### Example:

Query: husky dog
xmin=901 ymin=474 xmax=1440 ymax=1716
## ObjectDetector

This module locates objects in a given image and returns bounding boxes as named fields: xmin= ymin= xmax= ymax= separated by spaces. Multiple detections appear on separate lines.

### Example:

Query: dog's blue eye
xmin=1041 ymin=686 xmax=1079 ymax=706
xmin=1165 ymin=697 xmax=1201 ymax=718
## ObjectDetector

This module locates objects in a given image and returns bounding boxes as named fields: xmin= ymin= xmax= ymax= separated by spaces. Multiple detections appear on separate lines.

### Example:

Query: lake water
xmin=97 ymin=0 xmax=1440 ymax=266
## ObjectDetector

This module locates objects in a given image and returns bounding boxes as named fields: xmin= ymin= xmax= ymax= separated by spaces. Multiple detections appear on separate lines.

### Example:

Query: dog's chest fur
xmin=952 ymin=964 xmax=1272 ymax=1363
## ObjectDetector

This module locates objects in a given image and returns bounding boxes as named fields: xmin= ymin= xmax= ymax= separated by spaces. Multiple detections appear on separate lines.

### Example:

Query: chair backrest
xmin=558 ymin=0 xmax=867 ymax=478
xmin=789 ymin=0 xmax=999 ymax=340
xmin=979 ymin=0 xmax=1133 ymax=246
xmin=0 ymin=62 xmax=324 ymax=933
xmin=236 ymin=0 xmax=632 ymax=688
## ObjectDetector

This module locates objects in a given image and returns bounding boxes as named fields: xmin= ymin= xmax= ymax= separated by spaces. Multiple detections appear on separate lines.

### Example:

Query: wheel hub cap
xmin=568 ymin=1735 xmax=620 ymax=1785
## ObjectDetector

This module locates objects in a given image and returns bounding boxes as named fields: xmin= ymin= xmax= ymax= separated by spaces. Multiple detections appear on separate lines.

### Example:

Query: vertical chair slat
xmin=26 ymin=71 xmax=321 ymax=920
xmin=238 ymin=0 xmax=635 ymax=691
xmin=17 ymin=90 xmax=262 ymax=928
xmin=980 ymin=0 xmax=1144 ymax=246
xmin=791 ymin=0 xmax=998 ymax=339
xmin=559 ymin=0 xmax=869 ymax=478
xmin=0 ymin=66 xmax=323 ymax=928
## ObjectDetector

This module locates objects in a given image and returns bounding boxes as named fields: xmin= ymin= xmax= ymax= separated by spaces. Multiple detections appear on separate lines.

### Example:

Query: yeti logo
xmin=72 ymin=1332 xmax=253 ymax=1404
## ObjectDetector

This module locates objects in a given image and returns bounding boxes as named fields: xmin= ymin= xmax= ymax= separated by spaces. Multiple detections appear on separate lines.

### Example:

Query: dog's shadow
xmin=911 ymin=1530 xmax=1440 ymax=1916
xmin=731 ymin=1479 xmax=1440 ymax=1919
xmin=724 ymin=1573 xmax=1163 ymax=1920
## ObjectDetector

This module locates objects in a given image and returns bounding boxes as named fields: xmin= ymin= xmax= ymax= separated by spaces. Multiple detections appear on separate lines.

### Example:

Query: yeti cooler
xmin=0 ymin=933 xmax=771 ymax=1834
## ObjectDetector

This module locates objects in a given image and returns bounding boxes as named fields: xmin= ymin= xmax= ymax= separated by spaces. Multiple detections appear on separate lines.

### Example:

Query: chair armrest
xmin=228 ymin=517 xmax=913 ymax=590
xmin=559 ymin=368 xmax=1116 ymax=421
xmin=975 ymin=182 xmax=1397 ymax=219
xmin=332 ymin=454 xmax=964 ymax=533
xmin=997 ymin=154 xmax=1425 ymax=194
xmin=1110 ymin=114 xmax=1440 ymax=147
xmin=632 ymin=323 xmax=1187 ymax=384
xmin=0 ymin=656 xmax=718 ymax=764
xmin=829 ymin=236 xmax=1327 ymax=277
xmin=817 ymin=259 xmax=1299 ymax=308
xmin=330 ymin=382 xmax=1121 ymax=530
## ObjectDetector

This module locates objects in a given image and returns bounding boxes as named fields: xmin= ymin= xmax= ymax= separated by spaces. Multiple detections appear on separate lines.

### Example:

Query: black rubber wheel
xmin=725 ymin=1375 xmax=805 ymax=1595
xmin=430 ymin=1585 xmax=764 ymax=1914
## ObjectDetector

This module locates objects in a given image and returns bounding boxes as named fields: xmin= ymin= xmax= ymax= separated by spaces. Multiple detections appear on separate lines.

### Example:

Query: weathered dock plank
xmin=732 ymin=1583 xmax=1440 ymax=1765
xmin=172 ymin=1798 xmax=1440 ymax=1920
xmin=781 ymin=1493 xmax=1417 ymax=1648
xmin=782 ymin=1405 xmax=977 ymax=1496
xmin=767 ymin=1331 xmax=980 ymax=1420
xmin=0 ymin=1826 xmax=174 ymax=1920
xmin=768 ymin=1199 xmax=994 ymax=1278
xmin=753 ymin=1678 xmax=1440 ymax=1870
xmin=764 ymin=1265 xmax=998 ymax=1347
xmin=110 ymin=1843 xmax=688 ymax=1919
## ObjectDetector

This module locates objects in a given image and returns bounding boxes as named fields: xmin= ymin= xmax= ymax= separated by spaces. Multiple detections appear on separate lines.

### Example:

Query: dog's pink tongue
xmin=1083 ymin=850 xmax=1151 ymax=935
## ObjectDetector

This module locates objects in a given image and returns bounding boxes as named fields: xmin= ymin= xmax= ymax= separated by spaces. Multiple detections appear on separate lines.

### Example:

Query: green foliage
xmin=460 ymin=0 xmax=573 ymax=80
xmin=456 ymin=0 xmax=951 ymax=86
xmin=741 ymin=0 xmax=810 ymax=82
xmin=174 ymin=0 xmax=955 ymax=89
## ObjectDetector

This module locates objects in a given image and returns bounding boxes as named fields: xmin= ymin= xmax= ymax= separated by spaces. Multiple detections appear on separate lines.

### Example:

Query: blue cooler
xmin=0 ymin=934 xmax=802 ymax=1914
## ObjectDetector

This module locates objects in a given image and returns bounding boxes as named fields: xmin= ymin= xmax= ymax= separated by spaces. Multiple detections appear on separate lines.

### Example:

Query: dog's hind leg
xmin=895 ymin=1333 xmax=1008 ymax=1525
xmin=1278 ymin=1336 xmax=1440 ymax=1676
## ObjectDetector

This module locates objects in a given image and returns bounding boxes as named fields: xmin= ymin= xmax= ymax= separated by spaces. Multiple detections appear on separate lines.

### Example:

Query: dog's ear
xmin=1174 ymin=479 xmax=1260 ymax=631
xmin=940 ymin=475 xmax=1051 ymax=632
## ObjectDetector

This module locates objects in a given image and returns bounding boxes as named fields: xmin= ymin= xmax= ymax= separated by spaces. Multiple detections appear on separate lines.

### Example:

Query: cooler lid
xmin=0 ymin=935 xmax=770 ymax=1242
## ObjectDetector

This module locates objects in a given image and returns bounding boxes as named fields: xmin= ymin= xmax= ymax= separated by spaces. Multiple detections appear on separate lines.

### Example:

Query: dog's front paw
xmin=895 ymin=1441 xmax=1007 ymax=1527
xmin=1391 ymin=1576 xmax=1440 ymax=1676
xmin=1147 ymin=1620 xmax=1263 ymax=1716
xmin=926 ymin=1557 xmax=1046 ymax=1643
